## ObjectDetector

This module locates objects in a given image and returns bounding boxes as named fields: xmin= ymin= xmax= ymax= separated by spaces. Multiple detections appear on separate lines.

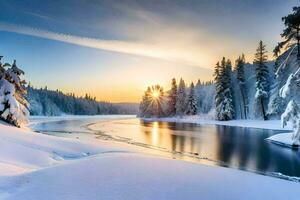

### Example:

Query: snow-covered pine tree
xmin=215 ymin=58 xmax=235 ymax=121
xmin=274 ymin=6 xmax=300 ymax=58
xmin=167 ymin=78 xmax=177 ymax=116
xmin=254 ymin=41 xmax=269 ymax=120
xmin=223 ymin=59 xmax=235 ymax=120
xmin=214 ymin=61 xmax=223 ymax=120
xmin=186 ymin=82 xmax=197 ymax=115
xmin=0 ymin=56 xmax=11 ymax=78
xmin=235 ymin=54 xmax=248 ymax=119
xmin=139 ymin=87 xmax=152 ymax=117
xmin=281 ymin=100 xmax=300 ymax=144
xmin=0 ymin=59 xmax=29 ymax=127
xmin=196 ymin=79 xmax=201 ymax=87
xmin=195 ymin=79 xmax=202 ymax=111
xmin=150 ymin=85 xmax=165 ymax=117
xmin=176 ymin=78 xmax=186 ymax=116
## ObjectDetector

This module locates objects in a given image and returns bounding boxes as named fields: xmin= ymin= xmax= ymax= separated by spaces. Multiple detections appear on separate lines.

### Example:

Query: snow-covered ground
xmin=267 ymin=133 xmax=300 ymax=148
xmin=0 ymin=118 xmax=300 ymax=199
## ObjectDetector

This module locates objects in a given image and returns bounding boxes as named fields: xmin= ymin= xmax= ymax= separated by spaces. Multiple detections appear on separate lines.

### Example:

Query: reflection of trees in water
xmin=237 ymin=128 xmax=251 ymax=169
xmin=171 ymin=123 xmax=187 ymax=153
xmin=268 ymin=142 xmax=300 ymax=176
xmin=215 ymin=126 xmax=237 ymax=165
xmin=139 ymin=120 xmax=153 ymax=145
xmin=215 ymin=126 xmax=271 ymax=171
xmin=139 ymin=120 xmax=300 ymax=177
xmin=254 ymin=130 xmax=271 ymax=172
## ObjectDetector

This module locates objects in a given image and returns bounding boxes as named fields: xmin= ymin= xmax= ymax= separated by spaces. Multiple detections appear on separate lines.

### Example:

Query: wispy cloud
xmin=0 ymin=22 xmax=209 ymax=68
xmin=22 ymin=11 xmax=54 ymax=21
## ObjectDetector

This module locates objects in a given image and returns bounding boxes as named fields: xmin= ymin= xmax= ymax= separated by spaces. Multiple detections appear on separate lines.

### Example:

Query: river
xmin=30 ymin=116 xmax=300 ymax=179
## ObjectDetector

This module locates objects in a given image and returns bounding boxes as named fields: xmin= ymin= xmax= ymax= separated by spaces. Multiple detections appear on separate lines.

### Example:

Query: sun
xmin=152 ymin=90 xmax=160 ymax=99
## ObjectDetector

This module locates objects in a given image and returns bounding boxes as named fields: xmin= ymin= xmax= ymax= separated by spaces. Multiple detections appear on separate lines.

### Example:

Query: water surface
xmin=31 ymin=117 xmax=300 ymax=179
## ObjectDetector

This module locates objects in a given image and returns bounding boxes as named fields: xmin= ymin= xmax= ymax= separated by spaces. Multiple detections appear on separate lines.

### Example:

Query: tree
xmin=139 ymin=87 xmax=152 ymax=117
xmin=215 ymin=61 xmax=223 ymax=120
xmin=150 ymin=85 xmax=165 ymax=117
xmin=0 ymin=59 xmax=29 ymax=127
xmin=186 ymin=82 xmax=197 ymax=115
xmin=0 ymin=56 xmax=11 ymax=78
xmin=196 ymin=79 xmax=201 ymax=87
xmin=274 ymin=6 xmax=300 ymax=58
xmin=215 ymin=58 xmax=235 ymax=121
xmin=235 ymin=54 xmax=248 ymax=119
xmin=254 ymin=41 xmax=269 ymax=120
xmin=278 ymin=57 xmax=300 ymax=143
xmin=167 ymin=78 xmax=177 ymax=116
xmin=139 ymin=85 xmax=165 ymax=117
xmin=223 ymin=59 xmax=235 ymax=120
xmin=176 ymin=78 xmax=186 ymax=116
xmin=281 ymin=100 xmax=300 ymax=144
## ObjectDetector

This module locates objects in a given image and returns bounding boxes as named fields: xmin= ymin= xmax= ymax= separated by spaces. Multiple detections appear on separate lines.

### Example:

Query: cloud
xmin=22 ymin=11 xmax=54 ymax=21
xmin=0 ymin=22 xmax=209 ymax=68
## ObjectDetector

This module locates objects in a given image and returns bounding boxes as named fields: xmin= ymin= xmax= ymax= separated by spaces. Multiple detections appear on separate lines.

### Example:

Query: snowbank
xmin=143 ymin=115 xmax=292 ymax=130
xmin=0 ymin=121 xmax=128 ymax=176
xmin=267 ymin=133 xmax=300 ymax=148
xmin=0 ymin=119 xmax=300 ymax=199
xmin=1 ymin=153 xmax=300 ymax=200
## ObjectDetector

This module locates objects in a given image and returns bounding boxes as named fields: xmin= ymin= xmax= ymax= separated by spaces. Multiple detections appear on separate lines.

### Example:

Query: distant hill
xmin=26 ymin=86 xmax=139 ymax=116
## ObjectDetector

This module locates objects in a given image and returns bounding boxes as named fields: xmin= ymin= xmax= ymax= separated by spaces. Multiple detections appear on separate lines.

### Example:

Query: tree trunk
xmin=297 ymin=28 xmax=300 ymax=59
xmin=241 ymin=91 xmax=247 ymax=119
xmin=260 ymin=98 xmax=267 ymax=120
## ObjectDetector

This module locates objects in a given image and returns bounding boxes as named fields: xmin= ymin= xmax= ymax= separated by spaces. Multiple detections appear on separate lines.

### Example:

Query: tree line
xmin=139 ymin=79 xmax=213 ymax=118
xmin=27 ymin=86 xmax=138 ymax=116
xmin=139 ymin=5 xmax=300 ymax=127
xmin=214 ymin=40 xmax=270 ymax=121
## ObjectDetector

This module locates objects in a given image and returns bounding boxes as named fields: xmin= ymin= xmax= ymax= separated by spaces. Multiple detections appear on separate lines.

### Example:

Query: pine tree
xmin=223 ymin=59 xmax=235 ymax=120
xmin=0 ymin=59 xmax=29 ymax=126
xmin=215 ymin=58 xmax=235 ymax=121
xmin=196 ymin=79 xmax=201 ymax=87
xmin=186 ymin=82 xmax=197 ymax=115
xmin=195 ymin=79 xmax=202 ymax=111
xmin=0 ymin=56 xmax=11 ymax=79
xmin=281 ymin=100 xmax=300 ymax=143
xmin=150 ymin=85 xmax=165 ymax=117
xmin=139 ymin=85 xmax=165 ymax=117
xmin=214 ymin=62 xmax=223 ymax=119
xmin=167 ymin=78 xmax=177 ymax=116
xmin=235 ymin=54 xmax=248 ymax=119
xmin=274 ymin=6 xmax=300 ymax=58
xmin=254 ymin=41 xmax=269 ymax=120
xmin=139 ymin=87 xmax=152 ymax=117
xmin=176 ymin=78 xmax=186 ymax=116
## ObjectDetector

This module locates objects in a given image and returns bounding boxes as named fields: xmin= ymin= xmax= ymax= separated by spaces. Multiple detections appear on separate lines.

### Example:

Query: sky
xmin=0 ymin=0 xmax=298 ymax=102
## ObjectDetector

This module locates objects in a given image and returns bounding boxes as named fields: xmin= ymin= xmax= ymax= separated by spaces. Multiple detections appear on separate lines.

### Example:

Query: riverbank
xmin=0 ymin=118 xmax=299 ymax=199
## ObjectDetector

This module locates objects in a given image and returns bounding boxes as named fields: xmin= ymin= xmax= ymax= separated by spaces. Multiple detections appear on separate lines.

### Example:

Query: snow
xmin=1 ymin=153 xmax=300 ymax=200
xmin=0 ymin=120 xmax=127 ymax=176
xmin=279 ymin=73 xmax=294 ymax=98
xmin=267 ymin=133 xmax=299 ymax=148
xmin=0 ymin=118 xmax=299 ymax=199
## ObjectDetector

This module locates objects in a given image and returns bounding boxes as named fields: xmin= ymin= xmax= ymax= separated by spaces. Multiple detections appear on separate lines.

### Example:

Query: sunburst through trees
xmin=139 ymin=85 xmax=165 ymax=117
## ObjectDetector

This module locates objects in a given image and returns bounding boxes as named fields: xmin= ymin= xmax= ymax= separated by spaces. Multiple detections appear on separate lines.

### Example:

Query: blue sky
xmin=0 ymin=0 xmax=298 ymax=102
